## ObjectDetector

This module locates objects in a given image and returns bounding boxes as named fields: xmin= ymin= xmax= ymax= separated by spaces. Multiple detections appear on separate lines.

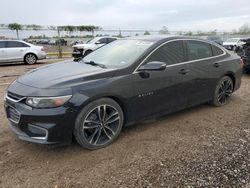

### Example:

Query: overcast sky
xmin=1 ymin=0 xmax=250 ymax=31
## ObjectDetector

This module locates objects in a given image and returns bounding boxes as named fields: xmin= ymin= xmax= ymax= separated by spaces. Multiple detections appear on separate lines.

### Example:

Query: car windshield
xmin=82 ymin=39 xmax=154 ymax=68
xmin=86 ymin=38 xmax=98 ymax=44
xmin=226 ymin=38 xmax=239 ymax=42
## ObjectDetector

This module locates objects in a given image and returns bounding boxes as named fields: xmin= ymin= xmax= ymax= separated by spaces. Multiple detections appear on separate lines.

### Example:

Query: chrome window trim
xmin=133 ymin=38 xmax=227 ymax=73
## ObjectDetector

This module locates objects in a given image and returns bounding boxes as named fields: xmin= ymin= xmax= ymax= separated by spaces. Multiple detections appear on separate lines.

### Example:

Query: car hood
xmin=17 ymin=59 xmax=116 ymax=89
xmin=223 ymin=42 xmax=237 ymax=45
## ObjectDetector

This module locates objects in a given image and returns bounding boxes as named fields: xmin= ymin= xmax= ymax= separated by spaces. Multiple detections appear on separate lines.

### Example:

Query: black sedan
xmin=4 ymin=36 xmax=242 ymax=149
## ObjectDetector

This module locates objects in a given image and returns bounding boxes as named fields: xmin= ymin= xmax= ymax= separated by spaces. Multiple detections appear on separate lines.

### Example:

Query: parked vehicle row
xmin=0 ymin=40 xmax=46 ymax=64
xmin=25 ymin=38 xmax=67 ymax=46
xmin=205 ymin=36 xmax=223 ymax=45
xmin=4 ymin=36 xmax=242 ymax=149
xmin=72 ymin=37 xmax=117 ymax=60
xmin=222 ymin=38 xmax=245 ymax=50
xmin=234 ymin=38 xmax=250 ymax=73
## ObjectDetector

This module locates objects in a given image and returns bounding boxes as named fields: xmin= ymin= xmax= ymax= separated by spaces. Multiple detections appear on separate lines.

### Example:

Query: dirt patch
xmin=0 ymin=61 xmax=249 ymax=187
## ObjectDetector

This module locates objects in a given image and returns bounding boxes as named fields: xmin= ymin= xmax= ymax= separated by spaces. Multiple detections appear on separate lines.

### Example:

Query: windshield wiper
xmin=83 ymin=61 xmax=106 ymax=69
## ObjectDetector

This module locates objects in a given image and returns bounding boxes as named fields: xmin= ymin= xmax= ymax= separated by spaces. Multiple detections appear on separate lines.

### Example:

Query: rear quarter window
xmin=211 ymin=45 xmax=224 ymax=56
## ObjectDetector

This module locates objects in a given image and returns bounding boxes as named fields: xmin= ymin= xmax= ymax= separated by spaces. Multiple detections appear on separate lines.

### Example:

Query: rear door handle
xmin=178 ymin=69 xmax=190 ymax=75
xmin=213 ymin=62 xmax=221 ymax=67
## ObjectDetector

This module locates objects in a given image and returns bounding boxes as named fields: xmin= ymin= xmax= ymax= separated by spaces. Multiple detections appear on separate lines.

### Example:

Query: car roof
xmin=122 ymin=35 xmax=211 ymax=43
xmin=0 ymin=39 xmax=24 ymax=42
xmin=95 ymin=36 xmax=117 ymax=40
xmin=226 ymin=38 xmax=241 ymax=40
xmin=0 ymin=40 xmax=35 ymax=46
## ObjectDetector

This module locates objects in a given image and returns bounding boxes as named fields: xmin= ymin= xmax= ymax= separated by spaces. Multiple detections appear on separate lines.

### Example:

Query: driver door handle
xmin=213 ymin=62 xmax=221 ymax=67
xmin=178 ymin=69 xmax=190 ymax=75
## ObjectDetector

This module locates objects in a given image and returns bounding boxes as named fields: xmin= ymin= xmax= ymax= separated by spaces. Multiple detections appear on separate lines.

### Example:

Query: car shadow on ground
xmin=0 ymin=62 xmax=44 ymax=67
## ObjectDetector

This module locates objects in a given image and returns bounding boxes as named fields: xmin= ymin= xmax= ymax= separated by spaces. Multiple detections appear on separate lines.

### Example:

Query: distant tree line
xmin=1 ymin=22 xmax=250 ymax=40
xmin=0 ymin=23 xmax=101 ymax=39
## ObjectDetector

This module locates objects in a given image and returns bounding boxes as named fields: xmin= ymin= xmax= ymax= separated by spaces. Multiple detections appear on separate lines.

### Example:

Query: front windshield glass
xmin=86 ymin=38 xmax=97 ymax=44
xmin=83 ymin=39 xmax=154 ymax=68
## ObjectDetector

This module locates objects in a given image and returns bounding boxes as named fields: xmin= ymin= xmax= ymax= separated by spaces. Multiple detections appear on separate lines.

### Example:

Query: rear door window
xmin=211 ymin=45 xmax=224 ymax=56
xmin=186 ymin=40 xmax=213 ymax=60
xmin=6 ymin=41 xmax=29 ymax=48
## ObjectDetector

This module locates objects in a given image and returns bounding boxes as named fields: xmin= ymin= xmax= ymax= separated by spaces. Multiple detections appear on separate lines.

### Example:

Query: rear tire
xmin=24 ymin=54 xmax=37 ymax=65
xmin=211 ymin=76 xmax=234 ymax=107
xmin=74 ymin=98 xmax=124 ymax=150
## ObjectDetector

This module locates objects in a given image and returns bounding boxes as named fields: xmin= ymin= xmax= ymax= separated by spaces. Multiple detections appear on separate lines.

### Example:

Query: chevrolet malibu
xmin=4 ymin=36 xmax=242 ymax=149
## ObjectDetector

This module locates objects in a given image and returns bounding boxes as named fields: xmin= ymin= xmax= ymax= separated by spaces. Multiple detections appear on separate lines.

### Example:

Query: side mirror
xmin=138 ymin=61 xmax=166 ymax=71
xmin=95 ymin=41 xmax=101 ymax=44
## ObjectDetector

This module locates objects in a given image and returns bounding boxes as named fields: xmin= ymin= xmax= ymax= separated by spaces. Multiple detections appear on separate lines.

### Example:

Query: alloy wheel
xmin=82 ymin=104 xmax=120 ymax=146
xmin=217 ymin=79 xmax=233 ymax=105
xmin=26 ymin=54 xmax=36 ymax=64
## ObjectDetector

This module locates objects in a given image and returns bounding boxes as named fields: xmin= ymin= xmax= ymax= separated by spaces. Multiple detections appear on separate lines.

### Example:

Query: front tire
xmin=74 ymin=98 xmax=124 ymax=150
xmin=211 ymin=76 xmax=234 ymax=107
xmin=24 ymin=54 xmax=37 ymax=65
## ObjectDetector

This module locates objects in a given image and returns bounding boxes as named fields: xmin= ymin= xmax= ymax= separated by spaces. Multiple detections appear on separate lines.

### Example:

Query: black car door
xmin=183 ymin=40 xmax=224 ymax=107
xmin=131 ymin=40 xmax=190 ymax=120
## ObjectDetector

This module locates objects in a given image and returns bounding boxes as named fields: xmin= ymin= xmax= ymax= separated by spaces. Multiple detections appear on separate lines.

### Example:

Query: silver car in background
xmin=0 ymin=40 xmax=46 ymax=65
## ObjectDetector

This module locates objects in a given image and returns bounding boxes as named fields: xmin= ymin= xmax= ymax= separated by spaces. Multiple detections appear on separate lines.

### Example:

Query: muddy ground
xmin=0 ymin=59 xmax=249 ymax=188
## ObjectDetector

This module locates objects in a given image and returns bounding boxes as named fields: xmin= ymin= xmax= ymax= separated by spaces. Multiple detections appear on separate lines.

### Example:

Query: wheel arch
xmin=224 ymin=71 xmax=236 ymax=90
xmin=24 ymin=52 xmax=38 ymax=61
xmin=78 ymin=94 xmax=129 ymax=125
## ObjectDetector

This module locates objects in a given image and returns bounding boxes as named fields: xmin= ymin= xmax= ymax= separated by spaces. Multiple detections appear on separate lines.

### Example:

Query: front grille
xmin=7 ymin=92 xmax=24 ymax=101
xmin=7 ymin=106 xmax=20 ymax=123
xmin=73 ymin=47 xmax=79 ymax=52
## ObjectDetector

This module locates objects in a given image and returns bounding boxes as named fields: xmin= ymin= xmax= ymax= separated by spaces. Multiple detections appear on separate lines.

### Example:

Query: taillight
xmin=240 ymin=58 xmax=245 ymax=66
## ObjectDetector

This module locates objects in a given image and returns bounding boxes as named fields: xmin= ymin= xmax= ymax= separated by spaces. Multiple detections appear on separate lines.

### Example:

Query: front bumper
xmin=72 ymin=48 xmax=84 ymax=59
xmin=4 ymin=95 xmax=77 ymax=145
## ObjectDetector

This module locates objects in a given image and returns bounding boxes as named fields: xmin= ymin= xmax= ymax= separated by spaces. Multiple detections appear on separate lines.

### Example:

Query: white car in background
xmin=0 ymin=40 xmax=46 ymax=65
xmin=222 ymin=38 xmax=245 ymax=50
xmin=72 ymin=37 xmax=117 ymax=59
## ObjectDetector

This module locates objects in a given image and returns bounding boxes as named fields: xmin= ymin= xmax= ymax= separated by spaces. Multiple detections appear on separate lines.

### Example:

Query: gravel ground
xmin=0 ymin=59 xmax=249 ymax=188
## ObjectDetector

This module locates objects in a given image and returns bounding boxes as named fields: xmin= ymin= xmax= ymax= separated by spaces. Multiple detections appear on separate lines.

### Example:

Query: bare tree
xmin=238 ymin=24 xmax=250 ymax=34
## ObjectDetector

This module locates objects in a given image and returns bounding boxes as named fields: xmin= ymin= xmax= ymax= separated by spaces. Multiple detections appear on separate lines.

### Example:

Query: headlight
xmin=26 ymin=95 xmax=72 ymax=108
